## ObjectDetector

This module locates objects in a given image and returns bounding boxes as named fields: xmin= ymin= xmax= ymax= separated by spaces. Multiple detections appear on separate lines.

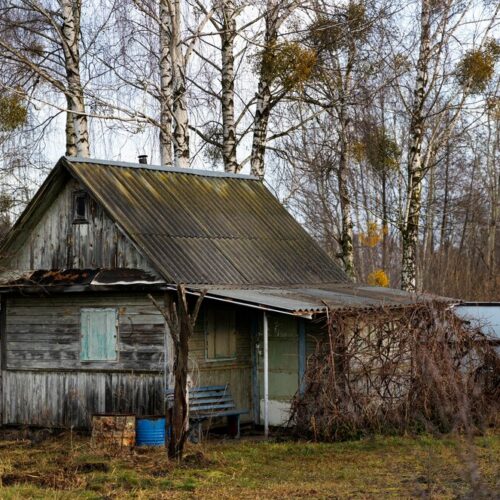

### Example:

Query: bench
xmin=166 ymin=384 xmax=248 ymax=440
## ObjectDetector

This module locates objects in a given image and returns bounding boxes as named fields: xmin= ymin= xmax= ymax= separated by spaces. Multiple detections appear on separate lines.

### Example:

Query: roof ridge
xmin=65 ymin=156 xmax=260 ymax=181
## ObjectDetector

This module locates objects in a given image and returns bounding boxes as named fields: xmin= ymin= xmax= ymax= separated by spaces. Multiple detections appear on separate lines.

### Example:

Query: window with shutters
xmin=80 ymin=308 xmax=118 ymax=361
xmin=205 ymin=307 xmax=236 ymax=360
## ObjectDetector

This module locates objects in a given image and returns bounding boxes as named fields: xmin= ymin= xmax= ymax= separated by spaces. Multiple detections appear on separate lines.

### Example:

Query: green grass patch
xmin=0 ymin=431 xmax=498 ymax=498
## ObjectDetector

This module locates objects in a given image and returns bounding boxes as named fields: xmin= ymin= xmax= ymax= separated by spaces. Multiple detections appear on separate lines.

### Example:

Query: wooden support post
xmin=263 ymin=310 xmax=269 ymax=438
xmin=163 ymin=293 xmax=174 ymax=391
xmin=251 ymin=313 xmax=260 ymax=425
xmin=0 ymin=296 xmax=6 ymax=426
xmin=298 ymin=318 xmax=306 ymax=396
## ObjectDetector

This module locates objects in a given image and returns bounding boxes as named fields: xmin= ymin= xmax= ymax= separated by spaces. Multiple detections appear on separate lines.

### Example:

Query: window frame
xmin=204 ymin=307 xmax=237 ymax=362
xmin=72 ymin=190 xmax=89 ymax=224
xmin=80 ymin=307 xmax=119 ymax=362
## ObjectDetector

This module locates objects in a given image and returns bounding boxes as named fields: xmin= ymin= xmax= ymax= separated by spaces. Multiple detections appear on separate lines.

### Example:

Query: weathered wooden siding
xmin=5 ymin=295 xmax=166 ymax=372
xmin=1 ymin=371 xmax=163 ymax=428
xmin=189 ymin=304 xmax=254 ymax=421
xmin=1 ymin=294 xmax=255 ymax=427
xmin=7 ymin=177 xmax=157 ymax=272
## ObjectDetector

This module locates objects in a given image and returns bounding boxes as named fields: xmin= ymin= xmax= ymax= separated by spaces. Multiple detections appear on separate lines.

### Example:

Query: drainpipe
xmin=263 ymin=311 xmax=269 ymax=438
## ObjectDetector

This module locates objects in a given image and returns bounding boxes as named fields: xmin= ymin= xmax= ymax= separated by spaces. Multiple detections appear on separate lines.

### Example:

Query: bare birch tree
xmin=250 ymin=0 xmax=301 ymax=178
xmin=0 ymin=0 xmax=90 ymax=157
xmin=160 ymin=0 xmax=174 ymax=165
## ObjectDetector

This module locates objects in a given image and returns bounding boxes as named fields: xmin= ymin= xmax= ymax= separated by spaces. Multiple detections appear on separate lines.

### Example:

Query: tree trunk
xmin=61 ymin=0 xmax=89 ymax=158
xmin=440 ymin=141 xmax=451 ymax=250
xmin=169 ymin=315 xmax=190 ymax=459
xmin=338 ymin=121 xmax=355 ymax=279
xmin=159 ymin=0 xmax=173 ymax=166
xmin=149 ymin=285 xmax=205 ymax=460
xmin=380 ymin=97 xmax=388 ymax=272
xmin=401 ymin=0 xmax=431 ymax=292
xmin=65 ymin=96 xmax=77 ymax=156
xmin=250 ymin=2 xmax=281 ymax=178
xmin=220 ymin=0 xmax=238 ymax=173
xmin=423 ymin=162 xmax=436 ymax=259
xmin=381 ymin=169 xmax=388 ymax=271
xmin=486 ymin=111 xmax=499 ymax=287
xmin=170 ymin=0 xmax=189 ymax=168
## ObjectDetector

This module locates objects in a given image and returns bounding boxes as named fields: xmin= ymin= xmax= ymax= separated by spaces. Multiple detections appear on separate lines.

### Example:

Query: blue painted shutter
xmin=80 ymin=308 xmax=117 ymax=361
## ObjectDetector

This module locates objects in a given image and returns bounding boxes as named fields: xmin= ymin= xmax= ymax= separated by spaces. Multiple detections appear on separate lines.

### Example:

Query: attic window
xmin=73 ymin=190 xmax=88 ymax=223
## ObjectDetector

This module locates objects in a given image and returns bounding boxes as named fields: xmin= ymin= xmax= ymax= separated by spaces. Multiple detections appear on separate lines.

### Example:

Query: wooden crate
xmin=91 ymin=414 xmax=136 ymax=447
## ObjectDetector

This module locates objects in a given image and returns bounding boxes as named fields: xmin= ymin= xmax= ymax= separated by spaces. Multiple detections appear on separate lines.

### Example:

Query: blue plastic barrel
xmin=136 ymin=416 xmax=166 ymax=446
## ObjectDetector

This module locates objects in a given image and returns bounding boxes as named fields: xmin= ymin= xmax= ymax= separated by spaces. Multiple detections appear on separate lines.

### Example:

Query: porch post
xmin=298 ymin=318 xmax=306 ymax=395
xmin=251 ymin=313 xmax=260 ymax=425
xmin=263 ymin=310 xmax=269 ymax=438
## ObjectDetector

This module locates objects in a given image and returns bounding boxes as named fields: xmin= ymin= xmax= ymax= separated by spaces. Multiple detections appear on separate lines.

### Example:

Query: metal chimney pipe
xmin=138 ymin=155 xmax=148 ymax=164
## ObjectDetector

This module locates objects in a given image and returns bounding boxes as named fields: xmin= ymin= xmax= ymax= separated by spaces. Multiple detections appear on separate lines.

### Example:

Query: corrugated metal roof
xmin=0 ymin=269 xmax=455 ymax=317
xmin=61 ymin=157 xmax=349 ymax=286
xmin=184 ymin=284 xmax=457 ymax=316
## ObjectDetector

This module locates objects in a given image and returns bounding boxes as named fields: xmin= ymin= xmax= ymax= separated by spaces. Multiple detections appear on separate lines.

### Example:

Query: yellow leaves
xmin=486 ymin=97 xmax=500 ymax=120
xmin=456 ymin=39 xmax=500 ymax=94
xmin=261 ymin=42 xmax=317 ymax=92
xmin=360 ymin=222 xmax=383 ymax=247
xmin=367 ymin=269 xmax=389 ymax=287
xmin=363 ymin=126 xmax=400 ymax=172
xmin=351 ymin=141 xmax=366 ymax=163
xmin=0 ymin=91 xmax=27 ymax=132
xmin=361 ymin=222 xmax=390 ymax=287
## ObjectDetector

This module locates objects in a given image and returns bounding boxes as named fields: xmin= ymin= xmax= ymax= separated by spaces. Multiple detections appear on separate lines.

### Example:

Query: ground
xmin=0 ymin=431 xmax=498 ymax=499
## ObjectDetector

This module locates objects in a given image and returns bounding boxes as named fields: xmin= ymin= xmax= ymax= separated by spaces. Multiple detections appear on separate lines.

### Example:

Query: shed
xmin=0 ymin=157 xmax=444 ymax=429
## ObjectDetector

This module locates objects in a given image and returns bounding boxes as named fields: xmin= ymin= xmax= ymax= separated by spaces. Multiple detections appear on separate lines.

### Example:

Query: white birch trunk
xmin=170 ymin=0 xmax=189 ymax=168
xmin=159 ymin=0 xmax=173 ymax=166
xmin=338 ymin=100 xmax=355 ymax=279
xmin=250 ymin=82 xmax=272 ymax=178
xmin=60 ymin=0 xmax=89 ymax=158
xmin=401 ymin=0 xmax=431 ymax=292
xmin=250 ymin=7 xmax=278 ymax=178
xmin=220 ymin=0 xmax=238 ymax=173
xmin=65 ymin=97 xmax=77 ymax=157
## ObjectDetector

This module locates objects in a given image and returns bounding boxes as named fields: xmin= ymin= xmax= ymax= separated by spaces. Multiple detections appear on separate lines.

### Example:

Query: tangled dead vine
xmin=290 ymin=302 xmax=499 ymax=441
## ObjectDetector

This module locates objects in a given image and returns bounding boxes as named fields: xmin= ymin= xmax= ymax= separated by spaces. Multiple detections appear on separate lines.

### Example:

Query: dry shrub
xmin=291 ymin=302 xmax=499 ymax=441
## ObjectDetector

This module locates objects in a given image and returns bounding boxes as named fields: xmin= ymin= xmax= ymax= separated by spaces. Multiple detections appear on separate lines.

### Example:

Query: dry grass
xmin=0 ymin=430 xmax=498 ymax=498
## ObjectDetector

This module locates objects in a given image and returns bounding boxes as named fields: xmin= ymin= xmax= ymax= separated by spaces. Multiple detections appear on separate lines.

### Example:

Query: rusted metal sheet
xmin=58 ymin=157 xmax=348 ymax=285
xmin=0 ymin=268 xmax=165 ymax=291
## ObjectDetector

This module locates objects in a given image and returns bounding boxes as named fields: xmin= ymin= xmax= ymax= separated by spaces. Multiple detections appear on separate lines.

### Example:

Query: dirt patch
xmin=74 ymin=462 xmax=110 ymax=473
xmin=181 ymin=450 xmax=214 ymax=468
xmin=1 ymin=471 xmax=81 ymax=489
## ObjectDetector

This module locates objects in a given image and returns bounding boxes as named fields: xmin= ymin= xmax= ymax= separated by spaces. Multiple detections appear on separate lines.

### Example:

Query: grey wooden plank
xmin=1 ymin=370 xmax=164 ymax=428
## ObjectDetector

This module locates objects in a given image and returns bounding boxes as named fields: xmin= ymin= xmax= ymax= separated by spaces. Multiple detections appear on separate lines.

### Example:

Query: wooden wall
xmin=6 ymin=177 xmax=157 ymax=272
xmin=0 ymin=293 xmax=254 ymax=428
xmin=2 ymin=371 xmax=164 ymax=428
xmin=190 ymin=304 xmax=254 ymax=419
xmin=5 ymin=294 xmax=166 ymax=372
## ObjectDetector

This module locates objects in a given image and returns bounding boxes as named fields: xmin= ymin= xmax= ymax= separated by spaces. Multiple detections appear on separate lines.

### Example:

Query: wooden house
xmin=0 ymin=157 xmax=429 ymax=429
